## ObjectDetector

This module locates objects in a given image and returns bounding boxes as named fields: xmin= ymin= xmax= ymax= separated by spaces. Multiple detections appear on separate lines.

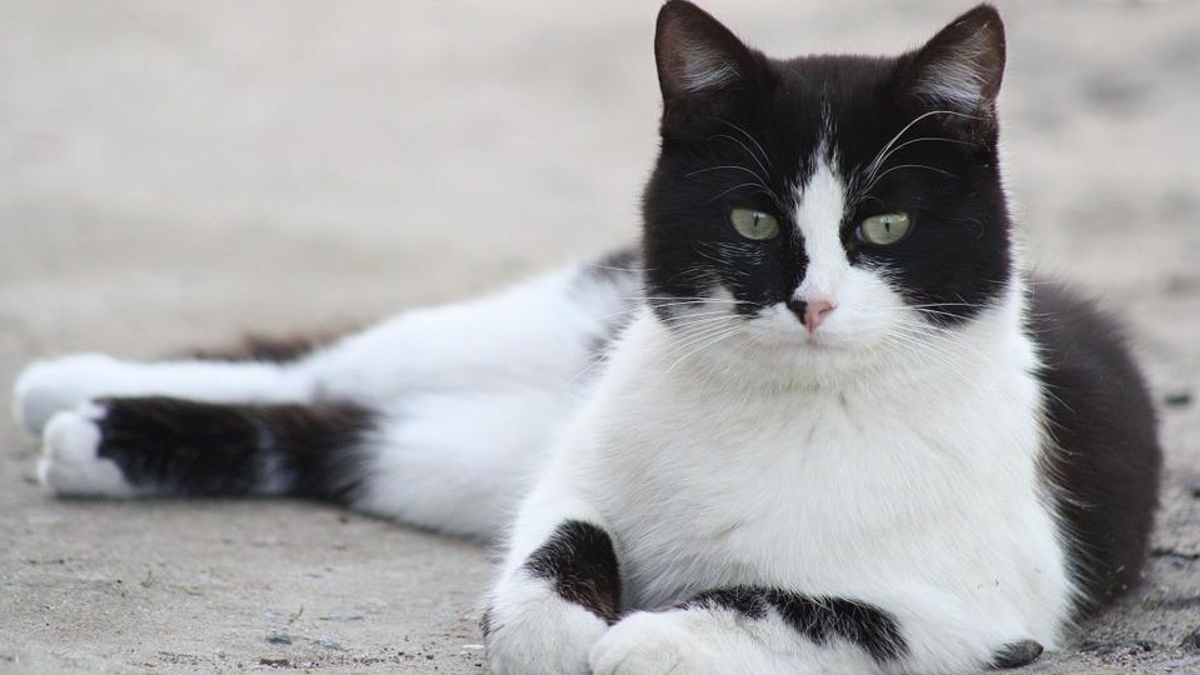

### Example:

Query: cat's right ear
xmin=654 ymin=1 xmax=764 ymax=131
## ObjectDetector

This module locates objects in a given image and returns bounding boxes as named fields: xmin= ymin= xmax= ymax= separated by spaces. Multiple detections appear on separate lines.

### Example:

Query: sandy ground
xmin=1 ymin=0 xmax=1198 ymax=673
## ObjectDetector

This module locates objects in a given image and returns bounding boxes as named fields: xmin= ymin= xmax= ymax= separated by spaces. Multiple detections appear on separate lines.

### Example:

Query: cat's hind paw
xmin=13 ymin=354 xmax=123 ymax=434
xmin=38 ymin=404 xmax=134 ymax=498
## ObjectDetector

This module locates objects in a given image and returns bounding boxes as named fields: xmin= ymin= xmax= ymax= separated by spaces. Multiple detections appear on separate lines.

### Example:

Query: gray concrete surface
xmin=1 ymin=0 xmax=1198 ymax=672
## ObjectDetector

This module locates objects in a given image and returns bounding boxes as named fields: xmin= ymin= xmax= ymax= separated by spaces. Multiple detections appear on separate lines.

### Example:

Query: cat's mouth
xmin=742 ymin=307 xmax=851 ymax=351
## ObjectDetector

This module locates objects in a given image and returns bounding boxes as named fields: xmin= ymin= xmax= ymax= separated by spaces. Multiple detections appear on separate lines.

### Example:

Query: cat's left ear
xmin=898 ymin=4 xmax=1006 ymax=127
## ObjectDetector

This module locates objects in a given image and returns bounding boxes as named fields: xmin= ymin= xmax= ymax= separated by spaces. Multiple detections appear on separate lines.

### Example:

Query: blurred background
xmin=1 ymin=1 xmax=1198 ymax=673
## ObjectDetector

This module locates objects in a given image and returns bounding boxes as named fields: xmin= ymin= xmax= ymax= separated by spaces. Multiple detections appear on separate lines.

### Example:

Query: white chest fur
xmin=559 ymin=307 xmax=1074 ymax=659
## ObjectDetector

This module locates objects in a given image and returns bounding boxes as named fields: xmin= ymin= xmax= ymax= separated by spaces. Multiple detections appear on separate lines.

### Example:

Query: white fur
xmin=15 ymin=354 xmax=124 ymax=433
xmin=793 ymin=151 xmax=849 ymax=305
xmin=590 ymin=608 xmax=882 ymax=675
xmin=486 ymin=573 xmax=608 ymax=675
xmin=15 ymin=353 xmax=308 ymax=434
xmin=39 ymin=403 xmax=135 ymax=497
xmin=341 ymin=264 xmax=637 ymax=537
xmin=13 ymin=233 xmax=1070 ymax=672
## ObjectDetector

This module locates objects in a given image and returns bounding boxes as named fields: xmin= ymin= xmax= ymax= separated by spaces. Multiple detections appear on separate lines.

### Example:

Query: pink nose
xmin=786 ymin=298 xmax=836 ymax=332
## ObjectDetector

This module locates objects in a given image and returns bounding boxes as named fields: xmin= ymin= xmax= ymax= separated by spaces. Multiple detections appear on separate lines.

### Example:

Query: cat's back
xmin=1028 ymin=277 xmax=1162 ymax=610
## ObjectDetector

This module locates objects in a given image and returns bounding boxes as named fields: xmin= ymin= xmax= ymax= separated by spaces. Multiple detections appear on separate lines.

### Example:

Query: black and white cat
xmin=13 ymin=3 xmax=1161 ymax=674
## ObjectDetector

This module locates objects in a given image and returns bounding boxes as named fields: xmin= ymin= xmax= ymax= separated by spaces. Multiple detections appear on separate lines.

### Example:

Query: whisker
xmin=687 ymin=164 xmax=768 ymax=181
xmin=709 ymin=181 xmax=772 ymax=202
xmin=862 ymin=164 xmax=958 ymax=194
xmin=720 ymin=120 xmax=773 ymax=170
xmin=865 ymin=136 xmax=973 ymax=184
xmin=862 ymin=109 xmax=976 ymax=185
xmin=710 ymin=134 xmax=771 ymax=180
xmin=665 ymin=325 xmax=743 ymax=374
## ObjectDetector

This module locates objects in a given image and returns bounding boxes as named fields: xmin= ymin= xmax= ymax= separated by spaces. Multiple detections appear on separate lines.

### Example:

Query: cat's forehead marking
xmin=792 ymin=137 xmax=849 ymax=300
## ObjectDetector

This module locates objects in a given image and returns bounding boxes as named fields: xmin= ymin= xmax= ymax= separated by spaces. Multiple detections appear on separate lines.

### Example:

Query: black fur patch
xmin=1029 ymin=279 xmax=1162 ymax=612
xmin=522 ymin=520 xmax=621 ymax=623
xmin=95 ymin=397 xmax=375 ymax=502
xmin=685 ymin=586 xmax=907 ymax=663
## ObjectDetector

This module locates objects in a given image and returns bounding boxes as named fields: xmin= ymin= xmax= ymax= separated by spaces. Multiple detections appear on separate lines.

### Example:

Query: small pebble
xmin=266 ymin=634 xmax=292 ymax=645
xmin=1163 ymin=390 xmax=1193 ymax=408
xmin=1128 ymin=640 xmax=1157 ymax=654
xmin=316 ymin=637 xmax=345 ymax=652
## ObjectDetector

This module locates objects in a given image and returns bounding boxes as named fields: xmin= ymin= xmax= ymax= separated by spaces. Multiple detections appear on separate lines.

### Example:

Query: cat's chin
xmin=751 ymin=330 xmax=850 ymax=352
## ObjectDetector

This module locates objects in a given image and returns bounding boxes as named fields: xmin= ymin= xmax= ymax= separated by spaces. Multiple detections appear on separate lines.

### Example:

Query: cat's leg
xmin=35 ymin=381 xmax=588 ymax=539
xmin=297 ymin=250 xmax=639 ymax=405
xmin=589 ymin=589 xmax=902 ymax=675
xmin=36 ymin=385 xmax=566 ymax=539
xmin=483 ymin=467 xmax=619 ymax=675
xmin=13 ymin=250 xmax=639 ymax=434
xmin=38 ymin=397 xmax=377 ymax=501
xmin=589 ymin=588 xmax=1046 ymax=675
xmin=14 ymin=354 xmax=313 ymax=435
xmin=29 ymin=250 xmax=641 ymax=538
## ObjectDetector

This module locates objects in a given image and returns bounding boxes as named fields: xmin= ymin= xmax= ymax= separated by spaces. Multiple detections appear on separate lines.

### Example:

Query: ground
xmin=1 ymin=0 xmax=1198 ymax=673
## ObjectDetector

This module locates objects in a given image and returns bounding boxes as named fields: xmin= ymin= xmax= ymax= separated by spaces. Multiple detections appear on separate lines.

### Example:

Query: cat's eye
xmin=729 ymin=208 xmax=780 ymax=241
xmin=856 ymin=212 xmax=912 ymax=246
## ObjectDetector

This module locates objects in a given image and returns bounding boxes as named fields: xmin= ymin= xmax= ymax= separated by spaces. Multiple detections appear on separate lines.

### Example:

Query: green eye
xmin=729 ymin=208 xmax=780 ymax=241
xmin=857 ymin=212 xmax=912 ymax=246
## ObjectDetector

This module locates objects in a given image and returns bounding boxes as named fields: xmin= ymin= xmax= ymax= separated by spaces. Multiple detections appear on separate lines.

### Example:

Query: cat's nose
xmin=786 ymin=298 xmax=836 ymax=332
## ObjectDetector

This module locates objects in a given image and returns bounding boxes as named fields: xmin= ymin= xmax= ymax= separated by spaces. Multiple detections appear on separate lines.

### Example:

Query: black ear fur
xmin=654 ymin=1 xmax=768 ymax=132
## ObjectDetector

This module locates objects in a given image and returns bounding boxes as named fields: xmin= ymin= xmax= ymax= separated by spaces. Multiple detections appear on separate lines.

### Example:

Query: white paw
xmin=485 ymin=581 xmax=608 ymax=675
xmin=590 ymin=611 xmax=718 ymax=675
xmin=38 ymin=404 xmax=134 ymax=497
xmin=13 ymin=353 xmax=124 ymax=434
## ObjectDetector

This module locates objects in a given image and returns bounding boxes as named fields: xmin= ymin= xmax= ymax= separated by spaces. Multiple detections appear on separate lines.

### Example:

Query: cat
xmin=12 ymin=2 xmax=1161 ymax=674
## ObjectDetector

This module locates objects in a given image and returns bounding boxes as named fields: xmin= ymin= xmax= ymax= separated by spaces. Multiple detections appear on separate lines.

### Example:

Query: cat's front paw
xmin=13 ymin=353 xmax=123 ymax=434
xmin=589 ymin=611 xmax=721 ymax=675
xmin=38 ymin=403 xmax=134 ymax=497
xmin=484 ymin=590 xmax=608 ymax=675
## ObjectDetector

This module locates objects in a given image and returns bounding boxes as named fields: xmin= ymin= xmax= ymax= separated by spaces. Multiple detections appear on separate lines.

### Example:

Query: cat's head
xmin=641 ymin=1 xmax=1013 ymax=374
